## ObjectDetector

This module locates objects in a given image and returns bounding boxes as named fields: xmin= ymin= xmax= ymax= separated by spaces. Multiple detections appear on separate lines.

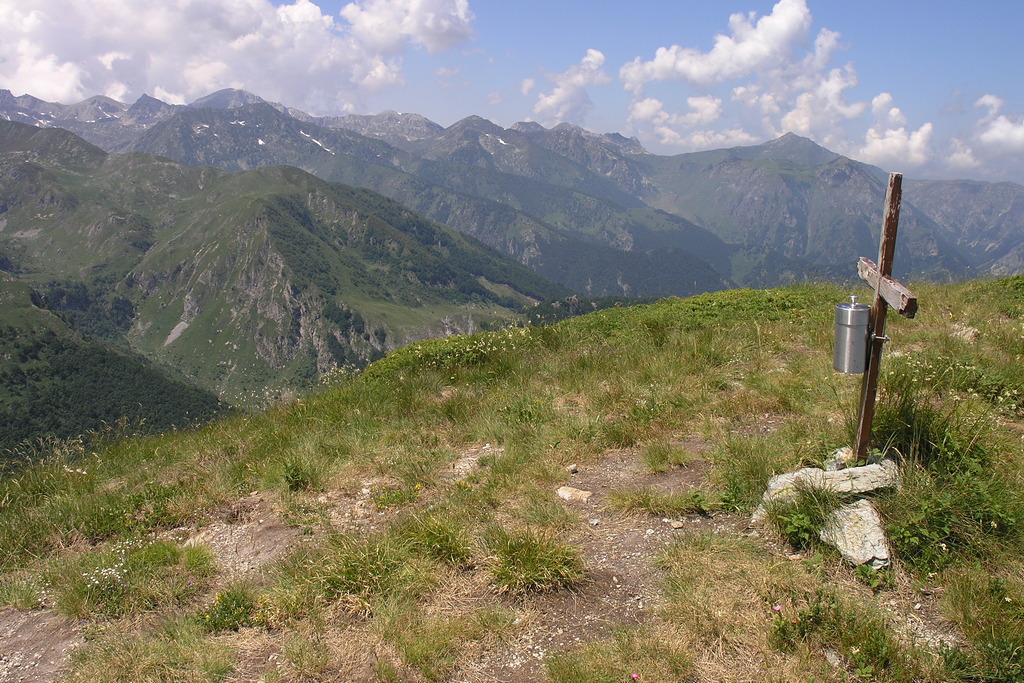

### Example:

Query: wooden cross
xmin=853 ymin=172 xmax=919 ymax=458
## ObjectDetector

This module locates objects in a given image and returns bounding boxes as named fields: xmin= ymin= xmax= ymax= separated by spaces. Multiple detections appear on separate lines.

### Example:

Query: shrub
xmin=769 ymin=589 xmax=924 ymax=679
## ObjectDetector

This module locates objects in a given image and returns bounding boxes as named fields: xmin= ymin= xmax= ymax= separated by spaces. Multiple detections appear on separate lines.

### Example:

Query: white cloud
xmin=870 ymin=93 xmax=906 ymax=129
xmin=436 ymin=65 xmax=466 ymax=89
xmin=619 ymin=0 xmax=812 ymax=95
xmin=627 ymin=96 xmax=745 ymax=149
xmin=946 ymin=138 xmax=980 ymax=171
xmin=618 ymin=0 xmax=874 ymax=155
xmin=681 ymin=95 xmax=723 ymax=127
xmin=628 ymin=95 xmax=722 ymax=129
xmin=978 ymin=115 xmax=1024 ymax=153
xmin=97 ymin=51 xmax=129 ymax=71
xmin=611 ymin=2 xmax=1024 ymax=182
xmin=153 ymin=86 xmax=186 ymax=105
xmin=858 ymin=122 xmax=934 ymax=168
xmin=339 ymin=0 xmax=474 ymax=54
xmin=682 ymin=127 xmax=759 ymax=149
xmin=972 ymin=95 xmax=1024 ymax=155
xmin=829 ymin=90 xmax=933 ymax=170
xmin=103 ymin=82 xmax=129 ymax=101
xmin=0 ymin=0 xmax=475 ymax=114
xmin=732 ymin=84 xmax=781 ymax=116
xmin=975 ymin=94 xmax=1004 ymax=118
xmin=532 ymin=49 xmax=611 ymax=125
xmin=520 ymin=77 xmax=536 ymax=97
xmin=778 ymin=64 xmax=866 ymax=141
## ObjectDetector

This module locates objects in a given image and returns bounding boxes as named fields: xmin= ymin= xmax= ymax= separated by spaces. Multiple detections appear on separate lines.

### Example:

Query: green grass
xmin=68 ymin=619 xmax=232 ymax=682
xmin=640 ymin=439 xmax=691 ymax=472
xmin=45 ymin=539 xmax=214 ymax=619
xmin=940 ymin=565 xmax=1024 ymax=681
xmin=2 ymin=279 xmax=1024 ymax=680
xmin=607 ymin=487 xmax=716 ymax=517
xmin=765 ymin=484 xmax=844 ymax=553
xmin=486 ymin=526 xmax=587 ymax=595
xmin=547 ymin=627 xmax=695 ymax=682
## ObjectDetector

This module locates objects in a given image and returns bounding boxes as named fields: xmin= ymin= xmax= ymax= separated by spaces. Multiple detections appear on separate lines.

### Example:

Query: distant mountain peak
xmin=755 ymin=132 xmax=839 ymax=167
xmin=190 ymin=89 xmax=271 ymax=110
xmin=122 ymin=93 xmax=181 ymax=126
xmin=444 ymin=115 xmax=506 ymax=138
xmin=510 ymin=121 xmax=546 ymax=133
xmin=447 ymin=114 xmax=498 ymax=128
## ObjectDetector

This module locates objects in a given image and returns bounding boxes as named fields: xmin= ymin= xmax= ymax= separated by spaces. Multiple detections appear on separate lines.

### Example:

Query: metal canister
xmin=833 ymin=296 xmax=870 ymax=374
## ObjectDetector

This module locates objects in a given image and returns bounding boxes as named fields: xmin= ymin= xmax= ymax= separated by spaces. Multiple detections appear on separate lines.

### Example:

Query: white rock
xmin=751 ymin=459 xmax=900 ymax=525
xmin=556 ymin=486 xmax=592 ymax=502
xmin=764 ymin=460 xmax=898 ymax=503
xmin=819 ymin=498 xmax=891 ymax=568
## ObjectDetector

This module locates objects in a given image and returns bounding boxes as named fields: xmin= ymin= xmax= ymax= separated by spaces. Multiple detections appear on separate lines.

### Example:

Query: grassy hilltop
xmin=1 ymin=279 xmax=1023 ymax=682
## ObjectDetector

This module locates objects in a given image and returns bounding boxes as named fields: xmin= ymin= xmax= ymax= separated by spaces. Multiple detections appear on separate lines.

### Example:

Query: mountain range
xmin=5 ymin=87 xmax=1024 ymax=287
xmin=2 ymin=86 xmax=1024 ymax=428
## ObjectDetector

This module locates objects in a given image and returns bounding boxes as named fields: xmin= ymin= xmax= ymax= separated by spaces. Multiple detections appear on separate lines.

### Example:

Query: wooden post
xmin=854 ymin=173 xmax=903 ymax=459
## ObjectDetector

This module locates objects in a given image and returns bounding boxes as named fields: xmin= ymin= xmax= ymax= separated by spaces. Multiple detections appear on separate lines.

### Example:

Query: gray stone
xmin=819 ymin=498 xmax=891 ymax=568
xmin=751 ymin=458 xmax=899 ymax=524
xmin=556 ymin=486 xmax=592 ymax=502
xmin=765 ymin=460 xmax=898 ymax=501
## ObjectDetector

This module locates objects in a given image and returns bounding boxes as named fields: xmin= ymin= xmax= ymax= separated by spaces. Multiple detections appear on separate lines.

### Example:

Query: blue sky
xmin=2 ymin=0 xmax=1022 ymax=183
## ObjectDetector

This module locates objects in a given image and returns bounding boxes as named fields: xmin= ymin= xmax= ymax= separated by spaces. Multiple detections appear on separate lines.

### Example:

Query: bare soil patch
xmin=0 ymin=607 xmax=82 ymax=683
xmin=184 ymin=491 xmax=301 ymax=580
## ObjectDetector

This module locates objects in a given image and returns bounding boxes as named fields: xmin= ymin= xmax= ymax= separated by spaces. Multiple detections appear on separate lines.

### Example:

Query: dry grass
xmin=3 ymin=280 xmax=1024 ymax=681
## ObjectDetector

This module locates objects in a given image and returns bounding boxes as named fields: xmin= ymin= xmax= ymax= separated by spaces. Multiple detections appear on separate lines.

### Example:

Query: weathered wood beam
xmin=857 ymin=257 xmax=918 ymax=318
xmin=854 ymin=172 xmax=903 ymax=459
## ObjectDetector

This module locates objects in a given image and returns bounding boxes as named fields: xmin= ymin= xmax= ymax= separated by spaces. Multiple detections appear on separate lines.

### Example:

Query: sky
xmin=2 ymin=0 xmax=1023 ymax=184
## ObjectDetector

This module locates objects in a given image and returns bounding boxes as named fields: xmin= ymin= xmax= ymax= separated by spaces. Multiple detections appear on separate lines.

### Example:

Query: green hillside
xmin=0 ymin=273 xmax=224 ymax=456
xmin=1 ymin=278 xmax=1021 ymax=681
xmin=0 ymin=120 xmax=568 ymax=405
